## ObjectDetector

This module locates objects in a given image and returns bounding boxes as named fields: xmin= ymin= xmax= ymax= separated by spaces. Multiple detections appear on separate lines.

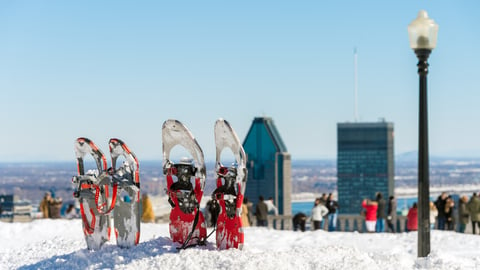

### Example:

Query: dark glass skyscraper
xmin=243 ymin=117 xmax=292 ymax=215
xmin=337 ymin=121 xmax=394 ymax=215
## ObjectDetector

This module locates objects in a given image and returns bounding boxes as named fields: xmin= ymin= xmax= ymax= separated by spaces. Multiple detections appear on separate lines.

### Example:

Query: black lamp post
xmin=408 ymin=10 xmax=439 ymax=258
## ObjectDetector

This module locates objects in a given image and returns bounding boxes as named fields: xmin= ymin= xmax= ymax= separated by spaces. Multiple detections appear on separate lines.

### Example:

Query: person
xmin=311 ymin=198 xmax=329 ymax=230
xmin=375 ymin=192 xmax=386 ymax=233
xmin=49 ymin=197 xmax=63 ymax=219
xmin=319 ymin=193 xmax=328 ymax=205
xmin=467 ymin=193 xmax=480 ymax=234
xmin=362 ymin=198 xmax=378 ymax=233
xmin=205 ymin=199 xmax=220 ymax=227
xmin=458 ymin=195 xmax=469 ymax=233
xmin=407 ymin=203 xmax=418 ymax=231
xmin=241 ymin=197 xmax=250 ymax=227
xmin=65 ymin=204 xmax=78 ymax=219
xmin=387 ymin=196 xmax=397 ymax=233
xmin=245 ymin=197 xmax=254 ymax=226
xmin=292 ymin=212 xmax=307 ymax=232
xmin=429 ymin=201 xmax=438 ymax=230
xmin=141 ymin=193 xmax=155 ymax=223
xmin=444 ymin=196 xmax=455 ymax=231
xmin=435 ymin=192 xmax=448 ymax=230
xmin=255 ymin=196 xmax=268 ymax=227
xmin=39 ymin=192 xmax=53 ymax=218
xmin=326 ymin=193 xmax=339 ymax=232
xmin=265 ymin=197 xmax=278 ymax=216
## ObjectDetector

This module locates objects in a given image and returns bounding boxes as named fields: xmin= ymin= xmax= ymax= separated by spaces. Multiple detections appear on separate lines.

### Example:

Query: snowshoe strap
xmin=94 ymin=183 xmax=118 ymax=215
xmin=80 ymin=203 xmax=96 ymax=234
xmin=177 ymin=205 xmax=202 ymax=250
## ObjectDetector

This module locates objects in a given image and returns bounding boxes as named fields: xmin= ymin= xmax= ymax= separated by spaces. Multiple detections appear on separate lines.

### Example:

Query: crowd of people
xmin=298 ymin=191 xmax=480 ymax=234
xmin=236 ymin=191 xmax=480 ymax=235
xmin=37 ymin=191 xmax=157 ymax=223
xmin=35 ymin=188 xmax=480 ymax=235
xmin=430 ymin=191 xmax=480 ymax=234
xmin=39 ymin=192 xmax=69 ymax=219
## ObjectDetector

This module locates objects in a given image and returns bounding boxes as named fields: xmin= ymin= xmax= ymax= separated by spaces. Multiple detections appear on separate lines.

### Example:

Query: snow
xmin=1 ymin=219 xmax=479 ymax=269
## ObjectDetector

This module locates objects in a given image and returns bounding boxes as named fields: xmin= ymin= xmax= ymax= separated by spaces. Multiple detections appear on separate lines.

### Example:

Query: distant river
xmin=292 ymin=197 xmax=433 ymax=215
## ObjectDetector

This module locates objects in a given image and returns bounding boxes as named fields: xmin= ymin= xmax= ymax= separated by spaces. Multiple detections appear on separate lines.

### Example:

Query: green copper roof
xmin=243 ymin=117 xmax=287 ymax=153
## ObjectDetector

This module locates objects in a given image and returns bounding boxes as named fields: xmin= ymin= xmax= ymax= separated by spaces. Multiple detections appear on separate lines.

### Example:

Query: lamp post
xmin=408 ymin=10 xmax=438 ymax=258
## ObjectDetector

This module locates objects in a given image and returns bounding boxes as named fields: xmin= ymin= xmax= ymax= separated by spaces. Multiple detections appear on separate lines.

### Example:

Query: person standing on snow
xmin=387 ymin=196 xmax=397 ymax=233
xmin=255 ymin=196 xmax=269 ymax=227
xmin=435 ymin=192 xmax=448 ymax=230
xmin=39 ymin=192 xmax=53 ymax=218
xmin=362 ymin=198 xmax=378 ymax=233
xmin=141 ymin=193 xmax=155 ymax=223
xmin=407 ymin=203 xmax=418 ymax=231
xmin=311 ymin=198 xmax=329 ymax=230
xmin=241 ymin=197 xmax=250 ymax=227
xmin=326 ymin=193 xmax=339 ymax=232
xmin=458 ymin=195 xmax=470 ymax=233
xmin=375 ymin=192 xmax=386 ymax=233
xmin=467 ymin=193 xmax=480 ymax=234
xmin=264 ymin=197 xmax=278 ymax=216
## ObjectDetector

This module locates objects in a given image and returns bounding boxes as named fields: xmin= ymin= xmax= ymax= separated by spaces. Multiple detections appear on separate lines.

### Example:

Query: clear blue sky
xmin=1 ymin=1 xmax=479 ymax=162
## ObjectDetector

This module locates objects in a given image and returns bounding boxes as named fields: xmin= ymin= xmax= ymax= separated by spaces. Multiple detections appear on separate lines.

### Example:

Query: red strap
xmin=94 ymin=183 xmax=118 ymax=215
xmin=80 ymin=203 xmax=96 ymax=235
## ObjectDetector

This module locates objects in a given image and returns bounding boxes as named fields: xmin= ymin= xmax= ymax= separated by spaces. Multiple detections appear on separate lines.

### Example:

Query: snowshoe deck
xmin=73 ymin=137 xmax=112 ymax=250
xmin=109 ymin=138 xmax=141 ymax=248
xmin=162 ymin=119 xmax=207 ymax=246
xmin=213 ymin=119 xmax=247 ymax=250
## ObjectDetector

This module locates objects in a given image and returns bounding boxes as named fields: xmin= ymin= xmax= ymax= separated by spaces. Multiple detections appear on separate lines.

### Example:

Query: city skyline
xmin=1 ymin=1 xmax=479 ymax=162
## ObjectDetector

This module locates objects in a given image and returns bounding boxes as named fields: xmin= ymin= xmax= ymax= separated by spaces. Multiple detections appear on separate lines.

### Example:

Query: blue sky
xmin=0 ymin=1 xmax=479 ymax=162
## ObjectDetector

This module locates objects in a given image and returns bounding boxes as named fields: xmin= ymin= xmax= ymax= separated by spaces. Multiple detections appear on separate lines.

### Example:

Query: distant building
xmin=337 ymin=120 xmax=394 ymax=215
xmin=243 ymin=117 xmax=292 ymax=215
xmin=0 ymin=194 xmax=32 ymax=222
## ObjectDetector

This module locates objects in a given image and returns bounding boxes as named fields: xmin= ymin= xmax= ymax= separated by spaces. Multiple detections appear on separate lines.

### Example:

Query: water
xmin=292 ymin=197 xmax=430 ymax=216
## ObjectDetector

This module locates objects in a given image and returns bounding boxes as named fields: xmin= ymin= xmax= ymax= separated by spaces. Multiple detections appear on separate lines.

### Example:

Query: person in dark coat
xmin=376 ymin=192 xmax=386 ymax=233
xmin=467 ymin=193 xmax=480 ymax=234
xmin=435 ymin=192 xmax=448 ymax=230
xmin=292 ymin=212 xmax=307 ymax=232
xmin=387 ymin=196 xmax=397 ymax=233
xmin=444 ymin=196 xmax=455 ymax=231
xmin=255 ymin=196 xmax=269 ymax=227
xmin=326 ymin=193 xmax=339 ymax=232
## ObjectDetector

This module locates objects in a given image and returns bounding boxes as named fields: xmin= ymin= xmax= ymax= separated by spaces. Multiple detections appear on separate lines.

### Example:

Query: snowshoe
xmin=73 ymin=137 xmax=114 ymax=250
xmin=109 ymin=138 xmax=141 ymax=248
xmin=162 ymin=119 xmax=207 ymax=247
xmin=213 ymin=119 xmax=247 ymax=250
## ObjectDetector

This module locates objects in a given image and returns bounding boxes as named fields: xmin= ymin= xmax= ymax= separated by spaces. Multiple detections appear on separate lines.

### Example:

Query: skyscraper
xmin=243 ymin=117 xmax=292 ymax=215
xmin=337 ymin=121 xmax=394 ymax=215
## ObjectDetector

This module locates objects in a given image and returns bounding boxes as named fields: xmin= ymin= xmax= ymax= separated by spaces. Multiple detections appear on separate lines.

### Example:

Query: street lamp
xmin=408 ymin=10 xmax=438 ymax=258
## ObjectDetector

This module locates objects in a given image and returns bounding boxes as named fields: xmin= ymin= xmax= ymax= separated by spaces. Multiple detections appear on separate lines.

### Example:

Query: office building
xmin=243 ymin=117 xmax=292 ymax=215
xmin=337 ymin=121 xmax=394 ymax=214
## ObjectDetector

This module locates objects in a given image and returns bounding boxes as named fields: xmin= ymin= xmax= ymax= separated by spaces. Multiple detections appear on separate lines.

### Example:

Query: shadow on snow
xmin=18 ymin=236 xmax=217 ymax=270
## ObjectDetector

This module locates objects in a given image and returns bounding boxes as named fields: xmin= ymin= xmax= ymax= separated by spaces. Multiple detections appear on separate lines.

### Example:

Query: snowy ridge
xmin=395 ymin=184 xmax=480 ymax=198
xmin=1 ymin=219 xmax=480 ymax=269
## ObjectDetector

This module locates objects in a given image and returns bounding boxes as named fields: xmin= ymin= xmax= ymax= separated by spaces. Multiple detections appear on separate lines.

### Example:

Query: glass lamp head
xmin=408 ymin=10 xmax=439 ymax=50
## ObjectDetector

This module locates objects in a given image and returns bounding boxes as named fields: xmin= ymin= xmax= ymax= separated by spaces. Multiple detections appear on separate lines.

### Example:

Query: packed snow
xmin=1 ymin=219 xmax=479 ymax=270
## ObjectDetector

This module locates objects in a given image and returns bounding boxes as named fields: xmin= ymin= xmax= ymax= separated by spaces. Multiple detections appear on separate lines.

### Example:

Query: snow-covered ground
xmin=1 ymin=219 xmax=479 ymax=270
